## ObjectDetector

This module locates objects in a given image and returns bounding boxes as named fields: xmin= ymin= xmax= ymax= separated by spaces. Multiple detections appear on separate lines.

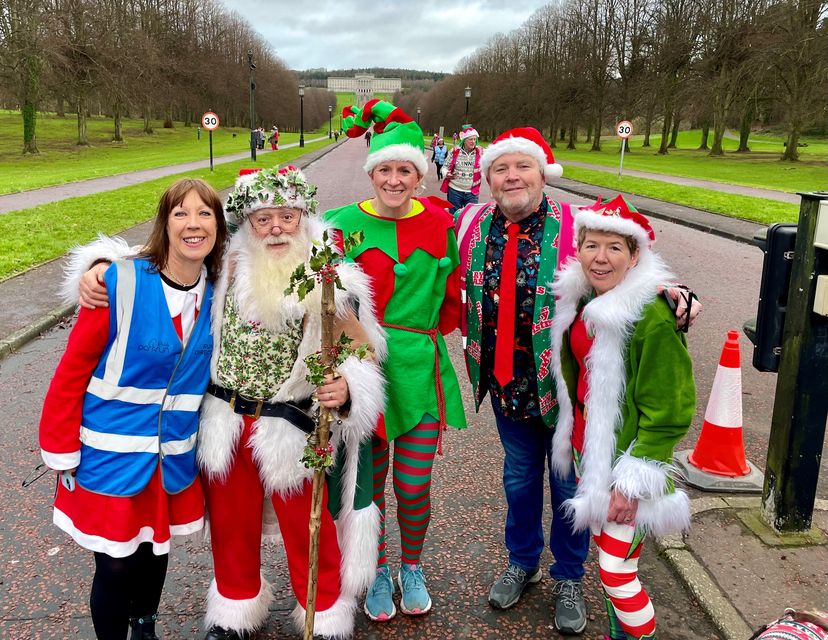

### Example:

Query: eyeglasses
xmin=248 ymin=211 xmax=301 ymax=231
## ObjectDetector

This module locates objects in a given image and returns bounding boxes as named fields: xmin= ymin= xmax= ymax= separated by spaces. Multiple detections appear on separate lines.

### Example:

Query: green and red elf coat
xmin=324 ymin=198 xmax=467 ymax=445
xmin=455 ymin=194 xmax=577 ymax=428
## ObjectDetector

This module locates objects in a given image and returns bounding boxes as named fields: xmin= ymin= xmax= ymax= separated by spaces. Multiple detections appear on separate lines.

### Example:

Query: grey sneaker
xmin=552 ymin=579 xmax=587 ymax=634
xmin=488 ymin=564 xmax=543 ymax=609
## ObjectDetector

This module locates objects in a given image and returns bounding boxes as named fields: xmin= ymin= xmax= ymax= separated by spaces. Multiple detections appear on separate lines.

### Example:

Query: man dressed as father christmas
xmin=72 ymin=166 xmax=386 ymax=640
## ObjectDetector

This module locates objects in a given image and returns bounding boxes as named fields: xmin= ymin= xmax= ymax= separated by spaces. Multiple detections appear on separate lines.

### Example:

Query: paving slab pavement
xmin=2 ymin=138 xmax=825 ymax=639
xmin=0 ymin=136 xmax=330 ymax=215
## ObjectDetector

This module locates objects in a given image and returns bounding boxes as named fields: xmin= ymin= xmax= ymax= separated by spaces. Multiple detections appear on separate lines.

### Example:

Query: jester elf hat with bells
xmin=341 ymin=99 xmax=429 ymax=177
xmin=223 ymin=165 xmax=319 ymax=227
xmin=459 ymin=124 xmax=479 ymax=141
xmin=574 ymin=194 xmax=656 ymax=253
xmin=480 ymin=126 xmax=563 ymax=182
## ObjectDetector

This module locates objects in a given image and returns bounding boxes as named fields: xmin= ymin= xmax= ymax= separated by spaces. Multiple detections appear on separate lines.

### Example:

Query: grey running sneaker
xmin=487 ymin=564 xmax=543 ymax=609
xmin=552 ymin=579 xmax=587 ymax=634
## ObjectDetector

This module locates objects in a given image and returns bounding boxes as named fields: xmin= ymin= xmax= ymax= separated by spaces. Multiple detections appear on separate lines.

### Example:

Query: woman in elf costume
xmin=550 ymin=195 xmax=696 ymax=640
xmin=324 ymin=99 xmax=467 ymax=622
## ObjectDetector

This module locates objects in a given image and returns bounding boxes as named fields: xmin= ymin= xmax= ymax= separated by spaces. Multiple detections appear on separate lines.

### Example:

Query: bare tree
xmin=0 ymin=0 xmax=48 ymax=153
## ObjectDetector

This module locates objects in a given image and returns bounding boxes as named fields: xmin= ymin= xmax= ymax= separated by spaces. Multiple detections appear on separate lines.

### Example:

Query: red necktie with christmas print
xmin=494 ymin=222 xmax=520 ymax=387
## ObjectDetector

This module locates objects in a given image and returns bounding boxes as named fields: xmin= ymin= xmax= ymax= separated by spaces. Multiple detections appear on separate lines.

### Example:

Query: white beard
xmin=231 ymin=222 xmax=313 ymax=331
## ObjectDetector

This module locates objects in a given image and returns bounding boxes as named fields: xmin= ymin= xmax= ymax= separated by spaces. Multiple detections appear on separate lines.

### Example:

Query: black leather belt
xmin=207 ymin=383 xmax=315 ymax=434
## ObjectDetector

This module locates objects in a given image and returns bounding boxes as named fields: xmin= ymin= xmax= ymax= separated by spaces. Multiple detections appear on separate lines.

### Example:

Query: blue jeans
xmin=446 ymin=186 xmax=478 ymax=218
xmin=492 ymin=400 xmax=589 ymax=581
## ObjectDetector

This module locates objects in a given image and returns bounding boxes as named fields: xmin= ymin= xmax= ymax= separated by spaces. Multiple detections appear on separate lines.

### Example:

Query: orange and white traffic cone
xmin=674 ymin=330 xmax=763 ymax=493
xmin=689 ymin=330 xmax=749 ymax=476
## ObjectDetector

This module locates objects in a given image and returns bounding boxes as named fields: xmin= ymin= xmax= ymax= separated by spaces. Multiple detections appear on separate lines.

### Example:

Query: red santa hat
xmin=575 ymin=194 xmax=655 ymax=251
xmin=480 ymin=126 xmax=563 ymax=181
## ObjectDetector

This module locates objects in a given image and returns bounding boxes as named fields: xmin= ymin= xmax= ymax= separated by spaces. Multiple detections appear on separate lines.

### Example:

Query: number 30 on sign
xmin=202 ymin=112 xmax=220 ymax=131
xmin=616 ymin=120 xmax=633 ymax=139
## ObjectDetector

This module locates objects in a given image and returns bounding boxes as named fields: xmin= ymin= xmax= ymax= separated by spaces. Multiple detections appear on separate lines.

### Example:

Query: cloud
xmin=219 ymin=0 xmax=551 ymax=72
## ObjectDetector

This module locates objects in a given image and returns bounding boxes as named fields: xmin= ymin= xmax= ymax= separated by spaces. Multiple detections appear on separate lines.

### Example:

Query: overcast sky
xmin=219 ymin=0 xmax=552 ymax=73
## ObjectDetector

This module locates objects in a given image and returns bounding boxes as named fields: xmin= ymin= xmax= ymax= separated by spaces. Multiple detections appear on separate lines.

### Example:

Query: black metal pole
xmin=209 ymin=129 xmax=213 ymax=171
xmin=465 ymin=98 xmax=469 ymax=121
xmin=248 ymin=50 xmax=256 ymax=162
xmin=300 ymin=95 xmax=305 ymax=148
xmin=328 ymin=109 xmax=332 ymax=139
xmin=762 ymin=192 xmax=828 ymax=533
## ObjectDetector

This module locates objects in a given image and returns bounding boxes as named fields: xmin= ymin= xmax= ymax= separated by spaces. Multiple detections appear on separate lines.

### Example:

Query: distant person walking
xmin=364 ymin=130 xmax=372 ymax=147
xmin=433 ymin=138 xmax=448 ymax=179
xmin=269 ymin=125 xmax=279 ymax=150
xmin=441 ymin=124 xmax=482 ymax=218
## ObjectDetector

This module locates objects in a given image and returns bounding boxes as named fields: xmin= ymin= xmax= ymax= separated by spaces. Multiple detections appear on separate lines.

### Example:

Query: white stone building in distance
xmin=327 ymin=74 xmax=402 ymax=105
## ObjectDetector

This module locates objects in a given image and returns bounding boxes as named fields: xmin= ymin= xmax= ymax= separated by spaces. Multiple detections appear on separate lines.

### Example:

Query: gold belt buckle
xmin=229 ymin=390 xmax=238 ymax=411
xmin=253 ymin=400 xmax=263 ymax=421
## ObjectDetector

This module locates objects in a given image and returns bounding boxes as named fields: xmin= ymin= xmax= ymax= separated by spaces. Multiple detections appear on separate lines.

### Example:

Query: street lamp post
xmin=464 ymin=86 xmax=471 ymax=122
xmin=299 ymin=84 xmax=305 ymax=148
xmin=248 ymin=50 xmax=257 ymax=161
xmin=417 ymin=107 xmax=421 ymax=126
xmin=328 ymin=105 xmax=332 ymax=139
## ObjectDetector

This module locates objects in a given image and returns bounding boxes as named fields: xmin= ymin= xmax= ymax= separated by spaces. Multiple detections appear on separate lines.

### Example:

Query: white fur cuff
xmin=204 ymin=576 xmax=273 ymax=633
xmin=335 ymin=355 xmax=384 ymax=443
xmin=612 ymin=453 xmax=671 ymax=501
xmin=291 ymin=594 xmax=357 ymax=639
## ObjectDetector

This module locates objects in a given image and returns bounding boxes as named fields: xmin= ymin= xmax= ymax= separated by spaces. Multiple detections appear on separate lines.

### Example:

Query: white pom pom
xmin=545 ymin=163 xmax=564 ymax=180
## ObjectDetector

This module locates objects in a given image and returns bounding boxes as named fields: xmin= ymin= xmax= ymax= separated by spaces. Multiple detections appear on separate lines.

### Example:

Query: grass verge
xmin=0 ymin=139 xmax=331 ymax=281
xmin=563 ymin=166 xmax=799 ymax=224
xmin=0 ymin=111 xmax=330 ymax=195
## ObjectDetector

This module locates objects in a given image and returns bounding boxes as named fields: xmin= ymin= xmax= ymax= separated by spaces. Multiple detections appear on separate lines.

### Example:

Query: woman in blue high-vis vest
xmin=39 ymin=178 xmax=228 ymax=640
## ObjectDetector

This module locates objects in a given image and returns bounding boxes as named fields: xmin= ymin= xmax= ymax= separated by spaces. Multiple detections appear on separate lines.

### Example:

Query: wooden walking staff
xmin=303 ymin=270 xmax=335 ymax=640
xmin=285 ymin=229 xmax=364 ymax=640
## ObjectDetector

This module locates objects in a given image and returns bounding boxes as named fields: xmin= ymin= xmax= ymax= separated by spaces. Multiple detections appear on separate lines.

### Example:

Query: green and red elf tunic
xmin=455 ymin=194 xmax=577 ymax=427
xmin=324 ymin=198 xmax=467 ymax=445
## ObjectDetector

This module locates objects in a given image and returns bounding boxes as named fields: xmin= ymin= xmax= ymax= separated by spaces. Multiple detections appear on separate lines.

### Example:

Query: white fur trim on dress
xmin=364 ymin=144 xmax=429 ymax=178
xmin=60 ymin=234 xmax=133 ymax=304
xmin=53 ymin=507 xmax=202 ymax=558
xmin=480 ymin=137 xmax=563 ymax=182
xmin=204 ymin=576 xmax=273 ymax=633
xmin=291 ymin=594 xmax=357 ymax=639
xmin=550 ymin=249 xmax=680 ymax=534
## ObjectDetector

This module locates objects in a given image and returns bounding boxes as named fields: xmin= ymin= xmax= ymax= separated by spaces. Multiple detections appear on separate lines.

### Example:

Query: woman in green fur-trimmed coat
xmin=549 ymin=195 xmax=696 ymax=640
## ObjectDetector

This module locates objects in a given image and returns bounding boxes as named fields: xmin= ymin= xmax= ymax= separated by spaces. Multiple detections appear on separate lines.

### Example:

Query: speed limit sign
xmin=201 ymin=111 xmax=220 ymax=131
xmin=616 ymin=120 xmax=633 ymax=139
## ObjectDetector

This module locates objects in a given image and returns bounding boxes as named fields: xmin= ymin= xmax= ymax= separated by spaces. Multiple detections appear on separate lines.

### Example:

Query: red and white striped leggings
xmin=592 ymin=521 xmax=656 ymax=640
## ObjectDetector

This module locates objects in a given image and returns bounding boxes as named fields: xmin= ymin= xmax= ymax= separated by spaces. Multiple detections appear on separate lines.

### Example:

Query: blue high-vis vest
xmin=77 ymin=259 xmax=214 ymax=497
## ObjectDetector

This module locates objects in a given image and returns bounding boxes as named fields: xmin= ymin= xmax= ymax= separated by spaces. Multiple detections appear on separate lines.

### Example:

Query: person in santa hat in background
xmin=73 ymin=166 xmax=387 ymax=640
xmin=550 ymin=195 xmax=696 ymax=640
xmin=441 ymin=123 xmax=483 ymax=217
xmin=454 ymin=127 xmax=702 ymax=636
xmin=326 ymin=99 xmax=467 ymax=623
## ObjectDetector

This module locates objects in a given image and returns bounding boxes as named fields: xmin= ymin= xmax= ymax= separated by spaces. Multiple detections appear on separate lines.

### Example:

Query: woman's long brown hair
xmin=139 ymin=178 xmax=227 ymax=283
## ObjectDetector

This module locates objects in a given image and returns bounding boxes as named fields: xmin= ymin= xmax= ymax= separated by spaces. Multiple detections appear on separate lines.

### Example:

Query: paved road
xmin=0 ymin=137 xmax=330 ymax=215
xmin=2 ymin=139 xmax=731 ymax=639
